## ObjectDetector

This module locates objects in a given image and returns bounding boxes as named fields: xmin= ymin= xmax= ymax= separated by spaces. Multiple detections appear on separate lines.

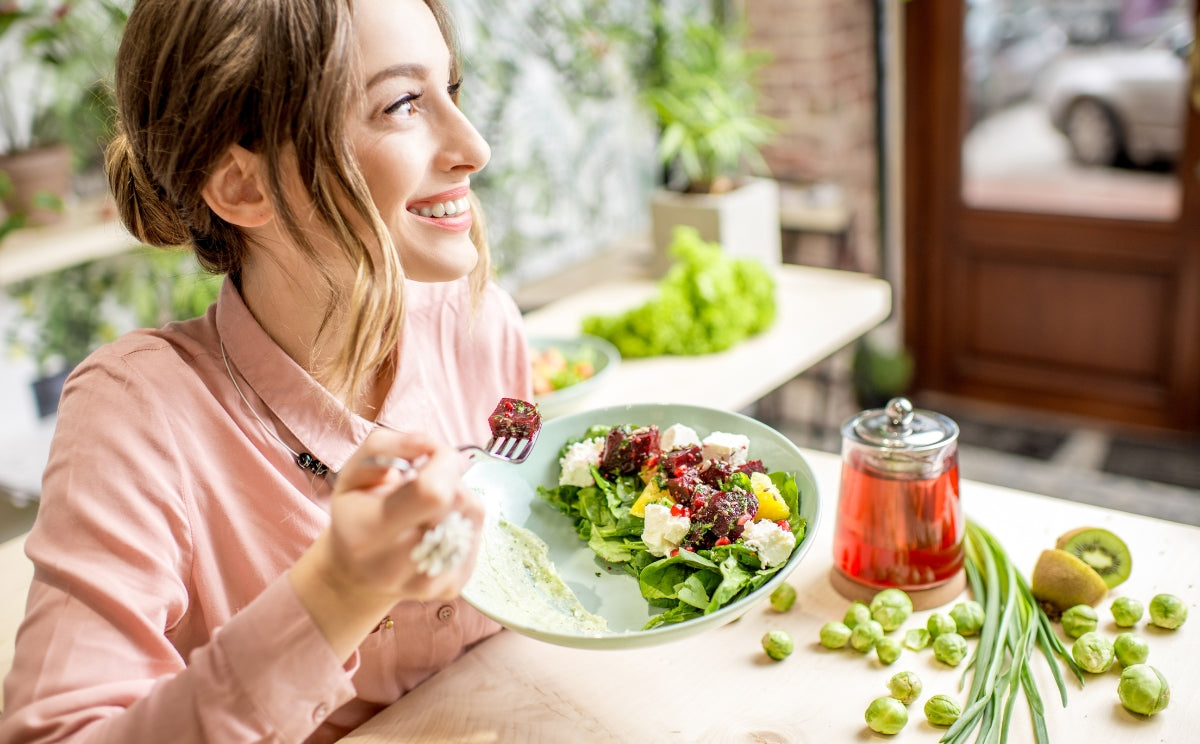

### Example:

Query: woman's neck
xmin=237 ymin=258 xmax=392 ymax=421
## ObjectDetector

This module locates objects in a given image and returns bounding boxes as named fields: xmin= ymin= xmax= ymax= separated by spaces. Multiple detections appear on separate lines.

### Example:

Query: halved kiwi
xmin=1055 ymin=527 xmax=1132 ymax=589
xmin=1030 ymin=549 xmax=1109 ymax=615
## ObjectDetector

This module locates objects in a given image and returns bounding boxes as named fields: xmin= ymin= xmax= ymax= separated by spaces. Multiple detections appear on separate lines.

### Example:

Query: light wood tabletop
xmin=521 ymin=264 xmax=893 ymax=416
xmin=345 ymin=448 xmax=1200 ymax=743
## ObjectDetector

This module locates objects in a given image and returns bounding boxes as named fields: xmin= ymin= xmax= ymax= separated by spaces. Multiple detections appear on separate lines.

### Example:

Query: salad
xmin=537 ymin=421 xmax=806 ymax=629
xmin=531 ymin=344 xmax=599 ymax=395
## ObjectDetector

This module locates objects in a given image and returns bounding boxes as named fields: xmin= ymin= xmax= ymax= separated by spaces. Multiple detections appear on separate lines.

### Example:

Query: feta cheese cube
xmin=558 ymin=437 xmax=605 ymax=487
xmin=642 ymin=503 xmax=691 ymax=557
xmin=740 ymin=519 xmax=797 ymax=569
xmin=659 ymin=423 xmax=701 ymax=452
xmin=701 ymin=431 xmax=750 ymax=466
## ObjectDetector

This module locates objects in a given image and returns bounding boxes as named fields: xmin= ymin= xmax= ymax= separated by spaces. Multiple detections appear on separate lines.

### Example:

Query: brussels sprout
xmin=1071 ymin=631 xmax=1115 ymax=674
xmin=1061 ymin=604 xmax=1099 ymax=639
xmin=1118 ymin=664 xmax=1170 ymax=716
xmin=932 ymin=632 xmax=968 ymax=667
xmin=887 ymin=671 xmax=923 ymax=705
xmin=903 ymin=627 xmax=931 ymax=651
xmin=850 ymin=619 xmax=885 ymax=653
xmin=769 ymin=583 xmax=797 ymax=612
xmin=1110 ymin=597 xmax=1143 ymax=628
xmin=761 ymin=629 xmax=794 ymax=661
xmin=926 ymin=612 xmax=957 ymax=639
xmin=1113 ymin=632 xmax=1149 ymax=667
xmin=870 ymin=589 xmax=914 ymax=632
xmin=924 ymin=694 xmax=962 ymax=727
xmin=949 ymin=600 xmax=986 ymax=636
xmin=819 ymin=621 xmax=852 ymax=649
xmin=875 ymin=637 xmax=903 ymax=665
xmin=1148 ymin=594 xmax=1187 ymax=630
xmin=844 ymin=601 xmax=872 ymax=629
xmin=865 ymin=695 xmax=908 ymax=735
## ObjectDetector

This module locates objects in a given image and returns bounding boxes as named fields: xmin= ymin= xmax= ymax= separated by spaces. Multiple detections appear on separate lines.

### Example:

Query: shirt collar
xmin=215 ymin=278 xmax=373 ymax=475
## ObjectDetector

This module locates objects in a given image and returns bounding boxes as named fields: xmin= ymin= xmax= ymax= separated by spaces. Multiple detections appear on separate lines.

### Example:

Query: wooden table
xmin=521 ymin=264 xmax=893 ymax=415
xmin=346 ymin=448 xmax=1200 ymax=743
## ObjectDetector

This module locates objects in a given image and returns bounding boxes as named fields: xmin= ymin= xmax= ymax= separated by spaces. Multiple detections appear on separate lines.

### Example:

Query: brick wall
xmin=746 ymin=0 xmax=880 ymax=274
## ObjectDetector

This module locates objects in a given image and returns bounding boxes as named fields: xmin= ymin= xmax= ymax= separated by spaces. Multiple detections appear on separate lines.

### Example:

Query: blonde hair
xmin=105 ymin=0 xmax=490 ymax=406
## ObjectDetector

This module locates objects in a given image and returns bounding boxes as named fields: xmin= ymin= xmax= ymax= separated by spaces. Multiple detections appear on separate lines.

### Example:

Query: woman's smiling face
xmin=348 ymin=0 xmax=491 ymax=282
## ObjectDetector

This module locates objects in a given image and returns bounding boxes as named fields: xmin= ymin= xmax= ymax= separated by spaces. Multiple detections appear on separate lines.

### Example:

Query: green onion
xmin=941 ymin=521 xmax=1085 ymax=744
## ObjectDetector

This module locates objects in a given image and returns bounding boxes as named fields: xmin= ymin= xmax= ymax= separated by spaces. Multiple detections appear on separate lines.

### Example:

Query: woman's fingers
xmin=335 ymin=429 xmax=442 ymax=493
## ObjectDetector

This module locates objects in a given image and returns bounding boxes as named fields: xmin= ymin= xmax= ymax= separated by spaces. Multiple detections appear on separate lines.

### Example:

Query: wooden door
xmin=903 ymin=0 xmax=1200 ymax=432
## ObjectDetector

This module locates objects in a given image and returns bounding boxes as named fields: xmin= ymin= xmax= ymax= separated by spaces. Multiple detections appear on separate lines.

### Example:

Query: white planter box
xmin=649 ymin=177 xmax=781 ymax=274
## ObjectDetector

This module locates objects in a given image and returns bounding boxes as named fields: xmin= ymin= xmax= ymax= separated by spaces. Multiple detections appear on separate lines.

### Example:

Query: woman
xmin=0 ymin=0 xmax=530 ymax=741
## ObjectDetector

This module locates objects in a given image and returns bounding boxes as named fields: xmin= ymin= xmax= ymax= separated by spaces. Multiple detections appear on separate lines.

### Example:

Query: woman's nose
xmin=438 ymin=105 xmax=491 ymax=174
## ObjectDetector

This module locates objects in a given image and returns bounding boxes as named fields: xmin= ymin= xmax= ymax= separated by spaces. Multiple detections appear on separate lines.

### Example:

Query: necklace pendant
xmin=296 ymin=452 xmax=328 ymax=476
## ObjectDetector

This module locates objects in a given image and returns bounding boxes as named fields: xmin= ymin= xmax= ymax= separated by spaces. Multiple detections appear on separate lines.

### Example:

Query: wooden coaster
xmin=829 ymin=568 xmax=968 ymax=611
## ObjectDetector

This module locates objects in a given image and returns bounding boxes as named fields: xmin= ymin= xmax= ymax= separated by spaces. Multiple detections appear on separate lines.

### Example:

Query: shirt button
xmin=436 ymin=604 xmax=455 ymax=622
xmin=312 ymin=703 xmax=329 ymax=723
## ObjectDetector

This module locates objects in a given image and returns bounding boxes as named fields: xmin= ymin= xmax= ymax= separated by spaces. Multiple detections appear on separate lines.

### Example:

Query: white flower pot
xmin=649 ymin=176 xmax=781 ymax=274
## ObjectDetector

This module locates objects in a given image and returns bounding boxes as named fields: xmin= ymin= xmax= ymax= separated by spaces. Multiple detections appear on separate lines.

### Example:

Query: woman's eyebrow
xmin=366 ymin=62 xmax=429 ymax=89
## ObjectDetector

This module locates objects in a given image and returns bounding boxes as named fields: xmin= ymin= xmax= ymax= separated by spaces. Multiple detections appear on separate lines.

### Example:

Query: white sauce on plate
xmin=466 ymin=516 xmax=609 ymax=635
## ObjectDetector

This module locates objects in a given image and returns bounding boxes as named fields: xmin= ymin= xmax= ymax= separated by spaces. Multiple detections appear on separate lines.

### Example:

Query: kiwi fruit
xmin=1055 ymin=527 xmax=1132 ymax=589
xmin=1030 ymin=549 xmax=1108 ymax=615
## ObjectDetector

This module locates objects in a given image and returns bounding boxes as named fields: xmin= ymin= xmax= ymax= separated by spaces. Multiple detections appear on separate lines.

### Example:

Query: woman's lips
xmin=406 ymin=190 xmax=473 ymax=232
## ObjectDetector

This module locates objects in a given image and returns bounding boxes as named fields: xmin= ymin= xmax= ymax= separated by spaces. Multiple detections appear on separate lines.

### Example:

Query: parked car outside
xmin=967 ymin=1 xmax=1068 ymax=124
xmin=1037 ymin=22 xmax=1191 ymax=167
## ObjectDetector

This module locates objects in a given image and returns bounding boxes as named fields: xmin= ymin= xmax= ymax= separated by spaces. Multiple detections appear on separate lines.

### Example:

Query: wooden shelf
xmin=0 ymin=198 xmax=138 ymax=286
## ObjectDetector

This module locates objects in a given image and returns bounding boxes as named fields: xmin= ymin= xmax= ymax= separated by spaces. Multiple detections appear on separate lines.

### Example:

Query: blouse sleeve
xmin=0 ymin=350 xmax=355 ymax=744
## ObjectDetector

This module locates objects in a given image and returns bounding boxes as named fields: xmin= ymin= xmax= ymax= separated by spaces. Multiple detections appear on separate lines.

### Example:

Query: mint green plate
xmin=462 ymin=403 xmax=821 ymax=649
xmin=529 ymin=335 xmax=620 ymax=419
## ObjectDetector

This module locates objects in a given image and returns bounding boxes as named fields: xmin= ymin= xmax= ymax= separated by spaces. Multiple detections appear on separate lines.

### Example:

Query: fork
xmin=361 ymin=428 xmax=541 ymax=474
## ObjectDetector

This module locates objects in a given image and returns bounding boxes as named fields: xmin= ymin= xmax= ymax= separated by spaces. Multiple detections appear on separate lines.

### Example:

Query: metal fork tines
xmin=468 ymin=430 xmax=540 ymax=463
xmin=360 ymin=429 xmax=539 ymax=475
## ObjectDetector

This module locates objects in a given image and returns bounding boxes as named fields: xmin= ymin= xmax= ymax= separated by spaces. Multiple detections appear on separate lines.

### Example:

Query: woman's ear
xmin=201 ymin=145 xmax=272 ymax=228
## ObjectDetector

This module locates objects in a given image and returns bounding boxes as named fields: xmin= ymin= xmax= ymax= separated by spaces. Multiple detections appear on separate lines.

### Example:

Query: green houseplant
xmin=642 ymin=18 xmax=777 ymax=196
xmin=4 ymin=250 xmax=221 ymax=417
xmin=0 ymin=1 xmax=129 ymax=224
xmin=638 ymin=11 xmax=782 ymax=273
xmin=4 ymin=257 xmax=124 ymax=416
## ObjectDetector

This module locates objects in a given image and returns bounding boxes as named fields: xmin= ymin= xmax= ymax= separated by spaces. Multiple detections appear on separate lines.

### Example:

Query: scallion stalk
xmin=941 ymin=521 xmax=1084 ymax=744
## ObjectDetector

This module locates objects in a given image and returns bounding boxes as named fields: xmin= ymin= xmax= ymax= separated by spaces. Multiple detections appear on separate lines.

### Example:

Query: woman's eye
xmin=385 ymin=92 xmax=421 ymax=117
xmin=447 ymin=78 xmax=463 ymax=100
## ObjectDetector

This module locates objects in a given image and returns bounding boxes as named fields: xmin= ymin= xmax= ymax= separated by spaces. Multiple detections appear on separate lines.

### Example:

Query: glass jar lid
xmin=844 ymin=397 xmax=959 ymax=453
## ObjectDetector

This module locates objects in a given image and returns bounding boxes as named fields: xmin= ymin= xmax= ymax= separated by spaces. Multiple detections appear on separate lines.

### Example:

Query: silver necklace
xmin=220 ymin=339 xmax=329 ymax=476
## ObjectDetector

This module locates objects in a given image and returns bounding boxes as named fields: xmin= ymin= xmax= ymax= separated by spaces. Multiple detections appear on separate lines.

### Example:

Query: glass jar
xmin=832 ymin=397 xmax=964 ymax=590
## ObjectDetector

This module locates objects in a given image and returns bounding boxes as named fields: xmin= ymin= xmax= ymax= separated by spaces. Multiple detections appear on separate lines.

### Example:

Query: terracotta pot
xmin=0 ymin=144 xmax=72 ymax=227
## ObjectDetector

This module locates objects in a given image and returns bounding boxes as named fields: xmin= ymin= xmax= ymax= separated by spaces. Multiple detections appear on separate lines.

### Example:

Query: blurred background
xmin=1 ymin=0 xmax=1198 ymax=540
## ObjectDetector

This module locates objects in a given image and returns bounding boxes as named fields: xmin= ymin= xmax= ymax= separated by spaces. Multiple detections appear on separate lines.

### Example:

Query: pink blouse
xmin=0 ymin=276 xmax=532 ymax=743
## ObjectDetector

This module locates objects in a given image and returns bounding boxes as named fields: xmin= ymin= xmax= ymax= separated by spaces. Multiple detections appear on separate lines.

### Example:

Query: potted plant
xmin=851 ymin=334 xmax=915 ymax=410
xmin=3 ymin=257 xmax=123 ymax=417
xmin=3 ymin=249 xmax=220 ymax=418
xmin=641 ymin=14 xmax=781 ymax=273
xmin=0 ymin=1 xmax=129 ymax=225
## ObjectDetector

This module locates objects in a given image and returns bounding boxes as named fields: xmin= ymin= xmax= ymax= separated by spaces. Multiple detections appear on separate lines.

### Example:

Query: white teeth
xmin=409 ymin=198 xmax=471 ymax=218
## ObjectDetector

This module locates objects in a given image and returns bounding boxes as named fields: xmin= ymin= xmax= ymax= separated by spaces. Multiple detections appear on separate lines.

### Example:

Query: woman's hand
xmin=289 ymin=429 xmax=482 ymax=659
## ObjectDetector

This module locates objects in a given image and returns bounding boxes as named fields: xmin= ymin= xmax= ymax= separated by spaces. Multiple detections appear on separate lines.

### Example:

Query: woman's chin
xmin=400 ymin=243 xmax=480 ymax=283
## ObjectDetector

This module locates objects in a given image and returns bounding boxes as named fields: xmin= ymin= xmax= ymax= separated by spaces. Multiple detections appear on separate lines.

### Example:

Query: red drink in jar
xmin=832 ymin=398 xmax=964 ymax=591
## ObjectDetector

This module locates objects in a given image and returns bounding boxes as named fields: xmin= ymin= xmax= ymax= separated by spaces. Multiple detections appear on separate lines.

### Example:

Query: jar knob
xmin=884 ymin=397 xmax=914 ymax=434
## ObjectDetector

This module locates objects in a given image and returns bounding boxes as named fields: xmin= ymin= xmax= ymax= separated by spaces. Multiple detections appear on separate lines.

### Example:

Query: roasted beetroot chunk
xmin=660 ymin=444 xmax=703 ymax=476
xmin=737 ymin=459 xmax=767 ymax=475
xmin=599 ymin=425 xmax=660 ymax=476
xmin=487 ymin=398 xmax=542 ymax=439
xmin=683 ymin=487 xmax=758 ymax=549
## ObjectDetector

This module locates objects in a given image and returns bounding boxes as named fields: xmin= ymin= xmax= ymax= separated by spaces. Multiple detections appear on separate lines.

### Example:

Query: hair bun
xmin=104 ymin=130 xmax=191 ymax=248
